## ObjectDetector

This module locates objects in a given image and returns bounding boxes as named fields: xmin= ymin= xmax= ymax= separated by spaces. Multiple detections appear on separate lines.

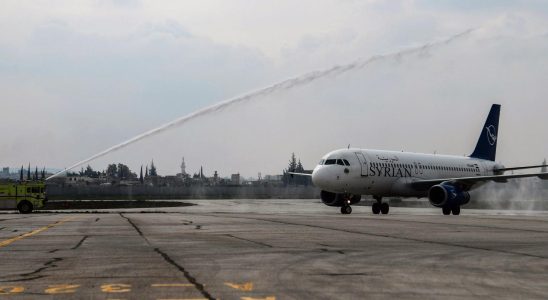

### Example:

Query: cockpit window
xmin=324 ymin=159 xmax=336 ymax=165
xmin=318 ymin=159 xmax=325 ymax=165
xmin=336 ymin=159 xmax=345 ymax=166
xmin=343 ymin=159 xmax=350 ymax=166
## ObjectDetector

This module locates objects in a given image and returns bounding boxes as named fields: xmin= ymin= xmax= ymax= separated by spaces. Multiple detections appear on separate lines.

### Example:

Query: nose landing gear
xmin=340 ymin=205 xmax=352 ymax=214
xmin=372 ymin=196 xmax=389 ymax=215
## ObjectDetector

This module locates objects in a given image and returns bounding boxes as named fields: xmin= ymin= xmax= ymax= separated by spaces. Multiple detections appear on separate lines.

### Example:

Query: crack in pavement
xmin=154 ymin=248 xmax=215 ymax=300
xmin=71 ymin=235 xmax=88 ymax=250
xmin=202 ymin=213 xmax=548 ymax=260
xmin=0 ymin=275 xmax=45 ymax=282
xmin=19 ymin=257 xmax=63 ymax=277
xmin=119 ymin=213 xmax=217 ymax=299
xmin=225 ymin=234 xmax=273 ymax=248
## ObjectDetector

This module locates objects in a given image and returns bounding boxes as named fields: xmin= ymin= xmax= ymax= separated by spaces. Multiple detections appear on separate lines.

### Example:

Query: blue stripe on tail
xmin=470 ymin=104 xmax=500 ymax=161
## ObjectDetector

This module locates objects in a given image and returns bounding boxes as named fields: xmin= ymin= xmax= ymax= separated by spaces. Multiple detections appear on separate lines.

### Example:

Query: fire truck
xmin=0 ymin=181 xmax=47 ymax=213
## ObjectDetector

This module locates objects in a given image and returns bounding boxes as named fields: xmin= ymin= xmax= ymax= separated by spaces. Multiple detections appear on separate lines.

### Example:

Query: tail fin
xmin=470 ymin=104 xmax=501 ymax=161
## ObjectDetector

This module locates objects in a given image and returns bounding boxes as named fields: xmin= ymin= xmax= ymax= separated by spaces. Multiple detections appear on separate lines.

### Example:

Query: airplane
xmin=291 ymin=104 xmax=548 ymax=215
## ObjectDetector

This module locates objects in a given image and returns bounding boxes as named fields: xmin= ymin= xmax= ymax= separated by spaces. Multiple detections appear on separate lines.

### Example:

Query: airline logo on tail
xmin=486 ymin=125 xmax=497 ymax=146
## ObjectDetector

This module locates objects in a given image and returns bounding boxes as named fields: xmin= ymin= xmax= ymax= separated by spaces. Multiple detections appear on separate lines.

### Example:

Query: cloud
xmin=0 ymin=2 xmax=548 ymax=177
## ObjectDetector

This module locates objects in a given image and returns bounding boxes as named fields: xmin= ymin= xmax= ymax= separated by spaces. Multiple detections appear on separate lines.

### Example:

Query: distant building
xmin=180 ymin=157 xmax=187 ymax=177
xmin=66 ymin=176 xmax=95 ymax=185
xmin=230 ymin=173 xmax=241 ymax=185
xmin=264 ymin=174 xmax=284 ymax=186
xmin=0 ymin=167 xmax=18 ymax=180
xmin=156 ymin=175 xmax=183 ymax=187
xmin=213 ymin=171 xmax=219 ymax=185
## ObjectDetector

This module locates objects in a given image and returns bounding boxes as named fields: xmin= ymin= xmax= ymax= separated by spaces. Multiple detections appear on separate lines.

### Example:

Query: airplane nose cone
xmin=311 ymin=166 xmax=326 ymax=188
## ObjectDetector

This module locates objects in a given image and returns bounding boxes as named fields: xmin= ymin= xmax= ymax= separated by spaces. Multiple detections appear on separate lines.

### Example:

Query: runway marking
xmin=101 ymin=283 xmax=131 ymax=293
xmin=241 ymin=297 xmax=276 ymax=300
xmin=0 ymin=286 xmax=24 ymax=295
xmin=0 ymin=217 xmax=74 ymax=248
xmin=225 ymin=282 xmax=254 ymax=291
xmin=45 ymin=284 xmax=80 ymax=294
xmin=157 ymin=298 xmax=207 ymax=300
xmin=151 ymin=283 xmax=194 ymax=287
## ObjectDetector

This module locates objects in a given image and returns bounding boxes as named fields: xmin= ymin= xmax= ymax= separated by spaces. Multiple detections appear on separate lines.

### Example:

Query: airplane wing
xmin=410 ymin=172 xmax=548 ymax=191
xmin=288 ymin=172 xmax=312 ymax=177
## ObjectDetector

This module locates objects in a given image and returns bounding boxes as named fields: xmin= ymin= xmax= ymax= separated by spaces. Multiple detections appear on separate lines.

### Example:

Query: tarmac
xmin=1 ymin=199 xmax=548 ymax=299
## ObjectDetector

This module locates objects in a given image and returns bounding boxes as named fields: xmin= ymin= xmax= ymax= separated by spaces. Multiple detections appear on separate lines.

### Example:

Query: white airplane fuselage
xmin=312 ymin=149 xmax=500 ymax=198
xmin=298 ymin=105 xmax=546 ymax=215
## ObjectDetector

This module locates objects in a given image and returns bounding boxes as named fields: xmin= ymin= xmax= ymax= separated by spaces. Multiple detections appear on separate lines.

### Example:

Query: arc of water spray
xmin=46 ymin=29 xmax=474 ymax=180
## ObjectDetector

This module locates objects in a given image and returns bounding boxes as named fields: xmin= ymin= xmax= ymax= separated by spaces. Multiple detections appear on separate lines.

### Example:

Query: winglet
xmin=470 ymin=104 xmax=500 ymax=161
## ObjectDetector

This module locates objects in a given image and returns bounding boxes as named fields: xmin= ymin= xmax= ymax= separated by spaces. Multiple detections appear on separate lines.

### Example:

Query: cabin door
xmin=355 ymin=152 xmax=368 ymax=177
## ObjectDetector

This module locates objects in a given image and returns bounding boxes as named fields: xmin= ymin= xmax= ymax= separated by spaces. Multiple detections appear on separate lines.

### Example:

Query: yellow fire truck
xmin=0 ymin=181 xmax=47 ymax=213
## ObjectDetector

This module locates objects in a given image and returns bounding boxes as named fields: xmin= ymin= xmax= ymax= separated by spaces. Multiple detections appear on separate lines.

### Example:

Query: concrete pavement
xmin=1 ymin=200 xmax=548 ymax=299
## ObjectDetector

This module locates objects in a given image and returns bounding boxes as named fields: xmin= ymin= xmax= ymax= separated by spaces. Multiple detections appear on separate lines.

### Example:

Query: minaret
xmin=180 ymin=157 xmax=187 ymax=176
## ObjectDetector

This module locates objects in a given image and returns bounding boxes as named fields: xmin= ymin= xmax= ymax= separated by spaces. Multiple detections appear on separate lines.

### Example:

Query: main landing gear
xmin=442 ymin=205 xmax=461 ymax=215
xmin=372 ymin=196 xmax=389 ymax=215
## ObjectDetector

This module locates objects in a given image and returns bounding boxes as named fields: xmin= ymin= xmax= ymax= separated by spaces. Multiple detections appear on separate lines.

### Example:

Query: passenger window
xmin=26 ymin=188 xmax=31 ymax=193
xmin=325 ymin=159 xmax=336 ymax=165
xmin=343 ymin=159 xmax=350 ymax=166
xmin=32 ymin=187 xmax=39 ymax=193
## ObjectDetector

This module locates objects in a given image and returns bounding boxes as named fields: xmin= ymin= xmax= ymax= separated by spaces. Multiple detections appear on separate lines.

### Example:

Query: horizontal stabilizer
xmin=495 ymin=164 xmax=548 ymax=172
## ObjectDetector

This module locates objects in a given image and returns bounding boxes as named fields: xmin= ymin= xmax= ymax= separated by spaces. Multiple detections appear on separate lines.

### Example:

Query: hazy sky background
xmin=1 ymin=0 xmax=548 ymax=178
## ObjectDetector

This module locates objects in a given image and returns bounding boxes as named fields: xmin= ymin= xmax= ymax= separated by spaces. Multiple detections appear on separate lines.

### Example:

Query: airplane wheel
xmin=442 ymin=206 xmax=451 ymax=215
xmin=380 ymin=203 xmax=389 ymax=214
xmin=451 ymin=206 xmax=461 ymax=215
xmin=372 ymin=202 xmax=380 ymax=214
xmin=341 ymin=206 xmax=352 ymax=214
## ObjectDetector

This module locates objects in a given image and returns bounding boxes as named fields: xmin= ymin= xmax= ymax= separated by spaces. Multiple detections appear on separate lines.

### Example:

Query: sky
xmin=1 ymin=0 xmax=548 ymax=178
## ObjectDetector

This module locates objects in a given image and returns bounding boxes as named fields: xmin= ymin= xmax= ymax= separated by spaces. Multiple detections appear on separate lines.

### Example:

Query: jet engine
xmin=428 ymin=182 xmax=470 ymax=208
xmin=320 ymin=190 xmax=361 ymax=207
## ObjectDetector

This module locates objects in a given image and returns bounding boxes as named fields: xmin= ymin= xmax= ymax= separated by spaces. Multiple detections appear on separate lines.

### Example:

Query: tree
xmin=27 ymin=163 xmax=31 ymax=181
xmin=289 ymin=153 xmax=297 ymax=172
xmin=282 ymin=154 xmax=311 ymax=186
xmin=283 ymin=153 xmax=299 ymax=185
xmin=139 ymin=165 xmax=144 ymax=184
xmin=296 ymin=159 xmax=304 ymax=173
xmin=34 ymin=167 xmax=38 ymax=180
xmin=117 ymin=163 xmax=132 ymax=180
xmin=145 ymin=165 xmax=148 ymax=178
xmin=41 ymin=168 xmax=46 ymax=180
xmin=149 ymin=160 xmax=157 ymax=176
xmin=106 ymin=164 xmax=118 ymax=178
xmin=83 ymin=165 xmax=98 ymax=178
xmin=20 ymin=165 xmax=24 ymax=181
